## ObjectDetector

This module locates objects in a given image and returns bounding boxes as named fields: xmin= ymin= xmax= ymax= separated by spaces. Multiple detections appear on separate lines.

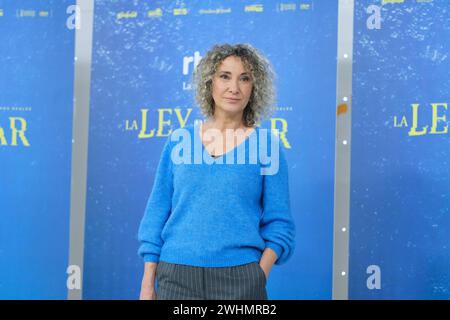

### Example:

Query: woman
xmin=138 ymin=43 xmax=295 ymax=300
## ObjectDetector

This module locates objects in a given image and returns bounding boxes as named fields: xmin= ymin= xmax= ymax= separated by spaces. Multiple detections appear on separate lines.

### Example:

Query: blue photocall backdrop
xmin=350 ymin=0 xmax=450 ymax=299
xmin=83 ymin=0 xmax=338 ymax=299
xmin=2 ymin=0 xmax=448 ymax=300
xmin=0 ymin=0 xmax=75 ymax=299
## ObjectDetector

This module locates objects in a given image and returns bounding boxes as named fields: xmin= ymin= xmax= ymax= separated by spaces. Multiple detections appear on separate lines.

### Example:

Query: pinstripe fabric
xmin=155 ymin=261 xmax=267 ymax=300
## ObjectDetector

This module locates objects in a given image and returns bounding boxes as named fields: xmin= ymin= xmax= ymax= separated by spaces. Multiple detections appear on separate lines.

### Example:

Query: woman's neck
xmin=204 ymin=119 xmax=251 ymax=132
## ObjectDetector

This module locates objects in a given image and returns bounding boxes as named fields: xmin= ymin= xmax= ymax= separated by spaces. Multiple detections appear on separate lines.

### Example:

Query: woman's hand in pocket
xmin=140 ymin=262 xmax=158 ymax=300
xmin=139 ymin=284 xmax=156 ymax=300
xmin=259 ymin=247 xmax=278 ymax=281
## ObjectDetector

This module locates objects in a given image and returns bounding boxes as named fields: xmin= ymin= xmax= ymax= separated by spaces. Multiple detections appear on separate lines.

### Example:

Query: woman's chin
xmin=218 ymin=104 xmax=245 ymax=114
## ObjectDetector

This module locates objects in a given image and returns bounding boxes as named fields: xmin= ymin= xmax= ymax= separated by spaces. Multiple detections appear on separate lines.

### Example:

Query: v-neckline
xmin=197 ymin=122 xmax=258 ymax=160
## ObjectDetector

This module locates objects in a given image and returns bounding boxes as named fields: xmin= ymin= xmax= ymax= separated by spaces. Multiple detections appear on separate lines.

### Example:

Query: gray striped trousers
xmin=155 ymin=261 xmax=268 ymax=300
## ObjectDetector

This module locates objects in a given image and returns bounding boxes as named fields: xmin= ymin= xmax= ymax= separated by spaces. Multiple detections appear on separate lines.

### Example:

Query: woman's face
xmin=211 ymin=55 xmax=253 ymax=118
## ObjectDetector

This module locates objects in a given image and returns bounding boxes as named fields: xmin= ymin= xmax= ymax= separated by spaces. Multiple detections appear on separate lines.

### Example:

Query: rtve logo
xmin=182 ymin=51 xmax=202 ymax=76
xmin=182 ymin=51 xmax=202 ymax=91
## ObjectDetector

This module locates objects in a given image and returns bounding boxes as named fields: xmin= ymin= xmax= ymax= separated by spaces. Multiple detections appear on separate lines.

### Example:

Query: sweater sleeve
xmin=137 ymin=136 xmax=174 ymax=263
xmin=259 ymin=134 xmax=296 ymax=265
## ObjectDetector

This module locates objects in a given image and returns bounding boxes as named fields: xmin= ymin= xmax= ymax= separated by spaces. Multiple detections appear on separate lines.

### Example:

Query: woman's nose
xmin=228 ymin=80 xmax=240 ymax=94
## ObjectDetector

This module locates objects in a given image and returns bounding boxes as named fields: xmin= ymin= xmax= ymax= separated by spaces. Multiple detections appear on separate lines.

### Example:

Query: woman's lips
xmin=224 ymin=98 xmax=241 ymax=103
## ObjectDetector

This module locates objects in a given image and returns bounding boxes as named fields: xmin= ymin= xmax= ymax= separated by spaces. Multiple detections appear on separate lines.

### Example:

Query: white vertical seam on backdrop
xmin=68 ymin=0 xmax=95 ymax=300
xmin=333 ymin=0 xmax=355 ymax=300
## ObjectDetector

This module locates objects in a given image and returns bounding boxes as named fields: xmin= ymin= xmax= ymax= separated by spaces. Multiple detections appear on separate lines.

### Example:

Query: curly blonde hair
xmin=193 ymin=43 xmax=276 ymax=127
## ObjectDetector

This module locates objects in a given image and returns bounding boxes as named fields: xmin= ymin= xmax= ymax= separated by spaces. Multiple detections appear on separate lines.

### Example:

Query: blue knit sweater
xmin=138 ymin=122 xmax=295 ymax=267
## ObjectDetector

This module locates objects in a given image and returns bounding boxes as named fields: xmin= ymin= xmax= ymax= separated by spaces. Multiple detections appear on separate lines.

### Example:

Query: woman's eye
xmin=241 ymin=77 xmax=251 ymax=82
xmin=220 ymin=74 xmax=229 ymax=79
